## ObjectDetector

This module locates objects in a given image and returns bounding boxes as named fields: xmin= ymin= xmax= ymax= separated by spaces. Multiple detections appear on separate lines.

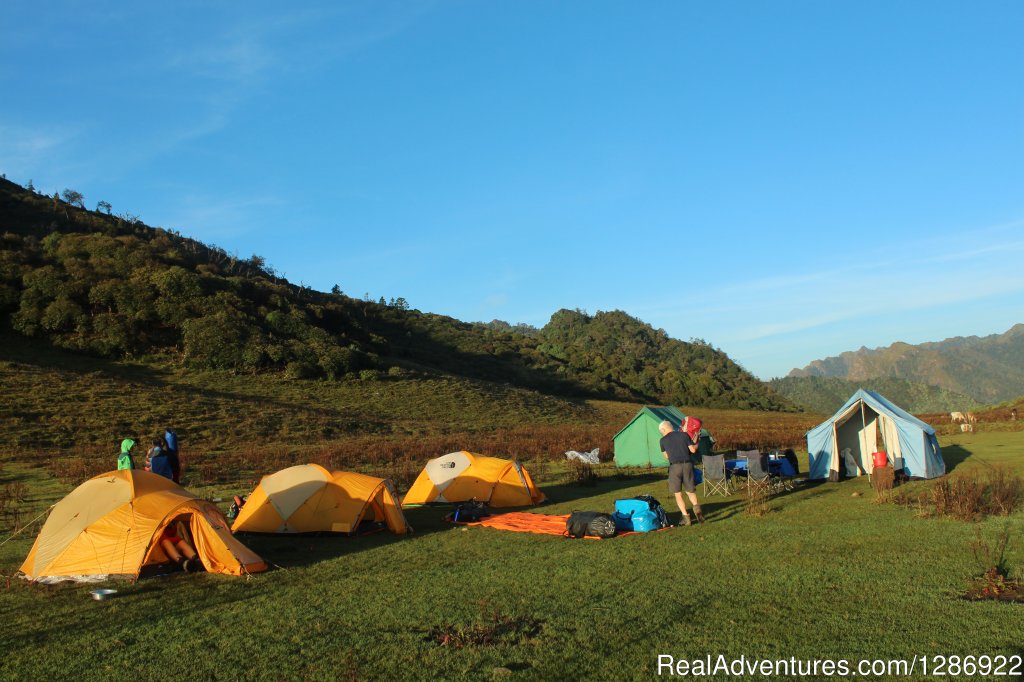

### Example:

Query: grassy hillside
xmin=788 ymin=324 xmax=1024 ymax=404
xmin=770 ymin=375 xmax=980 ymax=414
xmin=0 ymin=177 xmax=791 ymax=412
xmin=0 ymin=331 xmax=821 ymax=492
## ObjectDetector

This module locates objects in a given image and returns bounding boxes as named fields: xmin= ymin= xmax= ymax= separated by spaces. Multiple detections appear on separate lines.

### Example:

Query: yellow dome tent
xmin=402 ymin=451 xmax=545 ymax=507
xmin=231 ymin=464 xmax=410 ymax=535
xmin=20 ymin=470 xmax=266 ymax=582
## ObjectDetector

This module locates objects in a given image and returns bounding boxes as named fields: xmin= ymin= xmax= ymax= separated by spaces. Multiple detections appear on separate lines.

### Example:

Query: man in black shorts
xmin=659 ymin=420 xmax=704 ymax=525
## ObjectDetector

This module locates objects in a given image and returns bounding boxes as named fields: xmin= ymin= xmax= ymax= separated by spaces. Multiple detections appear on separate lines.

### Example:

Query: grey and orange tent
xmin=231 ymin=464 xmax=409 ymax=535
xmin=20 ymin=470 xmax=266 ymax=582
xmin=402 ymin=451 xmax=545 ymax=507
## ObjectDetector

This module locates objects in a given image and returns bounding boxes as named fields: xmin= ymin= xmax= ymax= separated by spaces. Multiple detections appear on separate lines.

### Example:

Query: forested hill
xmin=0 ymin=177 xmax=792 ymax=410
xmin=787 ymin=324 xmax=1024 ymax=404
xmin=769 ymin=376 xmax=979 ymax=414
xmin=539 ymin=309 xmax=788 ymax=409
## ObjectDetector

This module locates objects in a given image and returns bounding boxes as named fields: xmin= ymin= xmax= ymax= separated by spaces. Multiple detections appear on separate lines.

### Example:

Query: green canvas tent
xmin=613 ymin=406 xmax=685 ymax=468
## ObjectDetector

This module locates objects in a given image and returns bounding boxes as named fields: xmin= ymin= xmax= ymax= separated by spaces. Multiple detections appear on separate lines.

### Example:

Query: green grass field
xmin=1 ymin=430 xmax=1022 ymax=681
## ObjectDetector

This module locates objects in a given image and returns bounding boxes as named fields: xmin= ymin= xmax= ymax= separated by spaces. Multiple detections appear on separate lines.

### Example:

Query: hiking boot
xmin=181 ymin=558 xmax=197 ymax=573
xmin=694 ymin=507 xmax=705 ymax=524
xmin=680 ymin=512 xmax=692 ymax=526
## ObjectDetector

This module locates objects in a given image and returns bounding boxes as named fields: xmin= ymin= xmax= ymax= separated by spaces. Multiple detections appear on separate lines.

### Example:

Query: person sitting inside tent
xmin=160 ymin=520 xmax=201 ymax=573
xmin=117 ymin=438 xmax=137 ymax=470
xmin=145 ymin=438 xmax=174 ymax=480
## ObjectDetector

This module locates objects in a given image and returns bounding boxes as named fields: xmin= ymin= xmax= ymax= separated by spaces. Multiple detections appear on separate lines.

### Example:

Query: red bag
xmin=680 ymin=416 xmax=702 ymax=442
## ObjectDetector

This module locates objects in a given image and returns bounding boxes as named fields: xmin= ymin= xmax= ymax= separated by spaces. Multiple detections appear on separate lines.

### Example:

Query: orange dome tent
xmin=20 ymin=470 xmax=266 ymax=582
xmin=402 ymin=451 xmax=545 ymax=507
xmin=231 ymin=464 xmax=410 ymax=535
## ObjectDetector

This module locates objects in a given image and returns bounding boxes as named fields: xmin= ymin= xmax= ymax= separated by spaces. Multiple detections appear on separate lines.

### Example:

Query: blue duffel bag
xmin=610 ymin=493 xmax=667 ymax=532
xmin=613 ymin=499 xmax=648 ymax=531
xmin=613 ymin=496 xmax=669 ymax=532
xmin=630 ymin=509 xmax=661 ymax=533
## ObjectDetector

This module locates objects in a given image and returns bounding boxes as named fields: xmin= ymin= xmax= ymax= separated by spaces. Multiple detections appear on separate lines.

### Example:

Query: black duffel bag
xmin=565 ymin=511 xmax=617 ymax=539
xmin=451 ymin=500 xmax=490 ymax=523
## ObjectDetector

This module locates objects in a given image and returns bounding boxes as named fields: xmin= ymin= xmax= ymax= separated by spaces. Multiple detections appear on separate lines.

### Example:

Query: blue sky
xmin=3 ymin=1 xmax=1022 ymax=379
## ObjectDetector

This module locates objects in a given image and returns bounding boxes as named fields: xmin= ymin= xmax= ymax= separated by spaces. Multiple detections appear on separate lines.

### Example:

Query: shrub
xmin=871 ymin=465 xmax=895 ymax=501
xmin=566 ymin=459 xmax=598 ymax=486
xmin=894 ymin=467 xmax=1023 ymax=521
xmin=986 ymin=467 xmax=1023 ymax=516
xmin=745 ymin=487 xmax=771 ymax=517
xmin=964 ymin=522 xmax=1024 ymax=603
xmin=285 ymin=361 xmax=319 ymax=380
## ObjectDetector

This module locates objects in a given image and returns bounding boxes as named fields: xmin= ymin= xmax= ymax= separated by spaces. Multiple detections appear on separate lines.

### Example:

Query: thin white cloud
xmin=0 ymin=122 xmax=80 ymax=179
xmin=158 ymin=193 xmax=284 ymax=241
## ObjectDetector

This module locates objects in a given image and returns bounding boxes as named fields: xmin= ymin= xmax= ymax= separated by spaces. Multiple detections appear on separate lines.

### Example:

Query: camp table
xmin=726 ymin=457 xmax=796 ymax=477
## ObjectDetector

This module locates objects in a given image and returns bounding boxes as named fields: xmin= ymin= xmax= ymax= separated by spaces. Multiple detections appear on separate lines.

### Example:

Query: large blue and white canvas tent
xmin=806 ymin=389 xmax=945 ymax=480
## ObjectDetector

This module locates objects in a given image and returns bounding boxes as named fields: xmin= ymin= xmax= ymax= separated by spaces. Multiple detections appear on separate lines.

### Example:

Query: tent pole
xmin=860 ymin=401 xmax=868 ymax=474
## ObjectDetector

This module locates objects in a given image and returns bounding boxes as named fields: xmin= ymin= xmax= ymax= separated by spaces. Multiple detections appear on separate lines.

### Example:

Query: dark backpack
xmin=451 ymin=501 xmax=490 ymax=523
xmin=565 ymin=511 xmax=616 ymax=539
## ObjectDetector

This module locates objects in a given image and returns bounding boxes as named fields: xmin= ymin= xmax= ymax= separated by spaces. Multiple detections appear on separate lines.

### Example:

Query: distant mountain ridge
xmin=769 ymin=376 xmax=979 ymax=415
xmin=788 ymin=325 xmax=1024 ymax=404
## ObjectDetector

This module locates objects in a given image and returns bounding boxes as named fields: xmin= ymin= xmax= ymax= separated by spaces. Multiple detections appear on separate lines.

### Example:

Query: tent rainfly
xmin=806 ymin=389 xmax=945 ymax=480
xmin=231 ymin=464 xmax=410 ymax=535
xmin=614 ymin=406 xmax=708 ymax=467
xmin=402 ymin=452 xmax=545 ymax=507
xmin=20 ymin=470 xmax=266 ymax=582
xmin=613 ymin=406 xmax=685 ymax=467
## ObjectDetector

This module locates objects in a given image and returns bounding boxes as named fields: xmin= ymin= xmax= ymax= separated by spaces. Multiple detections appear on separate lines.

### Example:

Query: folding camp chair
xmin=701 ymin=454 xmax=730 ymax=497
xmin=767 ymin=451 xmax=796 ymax=492
xmin=746 ymin=452 xmax=774 ymax=497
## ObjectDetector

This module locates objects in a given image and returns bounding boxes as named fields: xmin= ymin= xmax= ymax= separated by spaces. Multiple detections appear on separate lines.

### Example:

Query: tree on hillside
xmin=96 ymin=200 xmax=112 ymax=214
xmin=61 ymin=189 xmax=85 ymax=208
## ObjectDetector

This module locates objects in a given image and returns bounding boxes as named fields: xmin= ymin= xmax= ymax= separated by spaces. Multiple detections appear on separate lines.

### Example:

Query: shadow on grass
xmin=537 ymin=472 xmax=670 ymax=505
xmin=235 ymin=529 xmax=418 ymax=570
xmin=238 ymin=474 xmax=693 ymax=569
xmin=224 ymin=474 xmax=842 ymax=568
xmin=3 ymin=573 xmax=261 ymax=650
xmin=941 ymin=444 xmax=972 ymax=473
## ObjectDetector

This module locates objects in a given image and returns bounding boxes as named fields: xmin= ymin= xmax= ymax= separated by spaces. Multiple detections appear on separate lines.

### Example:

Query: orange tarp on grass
xmin=454 ymin=511 xmax=667 ymax=539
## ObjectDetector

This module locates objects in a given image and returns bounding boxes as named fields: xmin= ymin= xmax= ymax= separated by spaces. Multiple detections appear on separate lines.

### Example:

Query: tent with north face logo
xmin=231 ymin=464 xmax=410 ymax=535
xmin=402 ymin=452 xmax=545 ymax=507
